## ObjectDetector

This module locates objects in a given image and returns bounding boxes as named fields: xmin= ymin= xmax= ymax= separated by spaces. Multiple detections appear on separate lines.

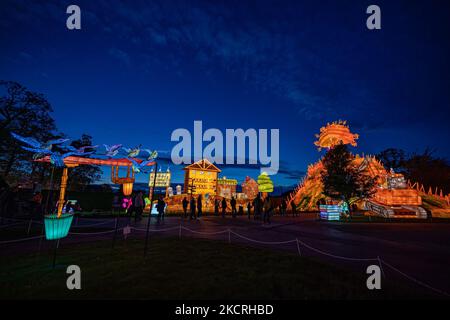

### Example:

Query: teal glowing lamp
xmin=44 ymin=213 xmax=74 ymax=240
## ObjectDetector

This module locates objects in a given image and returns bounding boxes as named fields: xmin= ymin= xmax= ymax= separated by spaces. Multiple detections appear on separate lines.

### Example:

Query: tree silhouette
xmin=321 ymin=143 xmax=375 ymax=203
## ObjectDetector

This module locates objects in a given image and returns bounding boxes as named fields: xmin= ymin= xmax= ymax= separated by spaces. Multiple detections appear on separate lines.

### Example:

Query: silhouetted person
xmin=190 ymin=197 xmax=196 ymax=220
xmin=230 ymin=196 xmax=237 ymax=218
xmin=253 ymin=194 xmax=262 ymax=220
xmin=157 ymin=197 xmax=166 ymax=223
xmin=247 ymin=202 xmax=252 ymax=219
xmin=221 ymin=198 xmax=227 ymax=218
xmin=214 ymin=199 xmax=220 ymax=216
xmin=182 ymin=197 xmax=188 ymax=218
xmin=134 ymin=191 xmax=144 ymax=222
xmin=280 ymin=199 xmax=287 ymax=216
xmin=291 ymin=200 xmax=298 ymax=217
xmin=197 ymin=195 xmax=203 ymax=218
xmin=263 ymin=196 xmax=272 ymax=224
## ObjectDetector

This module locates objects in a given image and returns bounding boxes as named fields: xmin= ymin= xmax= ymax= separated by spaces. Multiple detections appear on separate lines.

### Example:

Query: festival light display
xmin=257 ymin=172 xmax=274 ymax=193
xmin=241 ymin=176 xmax=259 ymax=200
xmin=314 ymin=120 xmax=359 ymax=151
xmin=183 ymin=159 xmax=220 ymax=195
xmin=319 ymin=205 xmax=341 ymax=221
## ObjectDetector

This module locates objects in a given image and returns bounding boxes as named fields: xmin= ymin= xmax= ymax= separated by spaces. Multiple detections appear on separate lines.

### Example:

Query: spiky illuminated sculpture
xmin=314 ymin=120 xmax=359 ymax=151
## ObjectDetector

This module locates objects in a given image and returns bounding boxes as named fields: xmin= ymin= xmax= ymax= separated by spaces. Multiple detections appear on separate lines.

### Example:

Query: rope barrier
xmin=1 ymin=220 xmax=449 ymax=297
xmin=0 ymin=235 xmax=44 ymax=244
xmin=0 ymin=221 xmax=26 ymax=229
xmin=380 ymin=258 xmax=450 ymax=297
xmin=181 ymin=226 xmax=229 ymax=235
xmin=229 ymin=230 xmax=298 ymax=245
xmin=131 ymin=226 xmax=180 ymax=233
xmin=69 ymin=229 xmax=118 ymax=235
xmin=297 ymin=239 xmax=378 ymax=262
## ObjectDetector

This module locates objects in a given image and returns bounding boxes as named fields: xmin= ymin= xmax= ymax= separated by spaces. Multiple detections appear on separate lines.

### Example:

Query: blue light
xmin=44 ymin=213 xmax=74 ymax=240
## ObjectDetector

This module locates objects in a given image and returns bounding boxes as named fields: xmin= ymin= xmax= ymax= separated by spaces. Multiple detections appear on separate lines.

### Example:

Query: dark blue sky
xmin=1 ymin=0 xmax=449 ymax=186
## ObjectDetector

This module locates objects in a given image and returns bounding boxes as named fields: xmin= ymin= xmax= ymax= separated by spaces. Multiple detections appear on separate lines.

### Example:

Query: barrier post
xmin=144 ymin=162 xmax=158 ymax=256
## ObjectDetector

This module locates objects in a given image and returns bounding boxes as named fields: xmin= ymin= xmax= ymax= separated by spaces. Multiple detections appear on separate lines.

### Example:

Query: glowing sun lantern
xmin=314 ymin=120 xmax=359 ymax=151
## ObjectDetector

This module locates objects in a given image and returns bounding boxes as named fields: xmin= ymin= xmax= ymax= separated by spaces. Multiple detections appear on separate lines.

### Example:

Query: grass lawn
xmin=0 ymin=237 xmax=431 ymax=300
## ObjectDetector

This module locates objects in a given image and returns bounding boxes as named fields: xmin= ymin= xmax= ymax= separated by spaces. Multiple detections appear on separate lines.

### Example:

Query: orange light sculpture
xmin=111 ymin=165 xmax=135 ymax=196
xmin=314 ymin=120 xmax=359 ymax=151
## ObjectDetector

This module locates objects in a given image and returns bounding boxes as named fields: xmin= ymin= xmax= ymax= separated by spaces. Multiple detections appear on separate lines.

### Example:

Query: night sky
xmin=1 ymin=0 xmax=449 ymax=186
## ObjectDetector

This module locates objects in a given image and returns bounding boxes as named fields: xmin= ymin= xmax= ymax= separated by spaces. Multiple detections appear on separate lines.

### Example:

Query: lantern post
xmin=144 ymin=161 xmax=158 ymax=256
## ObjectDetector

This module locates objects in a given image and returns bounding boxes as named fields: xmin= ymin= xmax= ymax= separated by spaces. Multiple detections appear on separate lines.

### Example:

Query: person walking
xmin=197 ymin=195 xmax=203 ymax=218
xmin=134 ymin=191 xmax=144 ymax=222
xmin=230 ymin=196 xmax=237 ymax=218
xmin=157 ymin=197 xmax=166 ymax=223
xmin=263 ymin=196 xmax=272 ymax=224
xmin=221 ymin=198 xmax=227 ymax=218
xmin=291 ymin=200 xmax=297 ymax=217
xmin=253 ymin=194 xmax=261 ymax=220
xmin=190 ymin=196 xmax=196 ymax=220
xmin=246 ymin=202 xmax=252 ymax=219
xmin=280 ymin=198 xmax=287 ymax=216
xmin=182 ymin=197 xmax=188 ymax=218
xmin=214 ymin=198 xmax=220 ymax=216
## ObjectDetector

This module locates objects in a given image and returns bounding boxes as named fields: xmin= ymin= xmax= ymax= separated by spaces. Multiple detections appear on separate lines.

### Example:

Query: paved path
xmin=2 ymin=214 xmax=450 ymax=297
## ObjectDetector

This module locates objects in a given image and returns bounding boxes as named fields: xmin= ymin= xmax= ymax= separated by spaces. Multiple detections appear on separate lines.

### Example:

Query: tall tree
xmin=321 ymin=143 xmax=376 ymax=204
xmin=66 ymin=134 xmax=101 ymax=191
xmin=0 ymin=81 xmax=58 ymax=181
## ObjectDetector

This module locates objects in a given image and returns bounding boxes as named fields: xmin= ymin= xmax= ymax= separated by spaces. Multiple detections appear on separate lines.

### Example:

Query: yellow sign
xmin=148 ymin=172 xmax=171 ymax=188
xmin=188 ymin=170 xmax=217 ymax=195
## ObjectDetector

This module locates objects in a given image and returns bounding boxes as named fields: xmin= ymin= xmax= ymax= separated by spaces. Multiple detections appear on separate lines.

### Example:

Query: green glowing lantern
xmin=257 ymin=172 xmax=274 ymax=193
xmin=44 ymin=213 xmax=74 ymax=240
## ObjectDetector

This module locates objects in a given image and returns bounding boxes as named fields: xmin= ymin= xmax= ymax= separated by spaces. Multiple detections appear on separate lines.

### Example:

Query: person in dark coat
xmin=214 ymin=199 xmax=220 ymax=216
xmin=197 ymin=195 xmax=203 ymax=218
xmin=230 ymin=196 xmax=237 ymax=218
xmin=252 ymin=194 xmax=261 ymax=220
xmin=190 ymin=197 xmax=196 ymax=220
xmin=221 ymin=198 xmax=227 ymax=218
xmin=291 ymin=200 xmax=298 ymax=217
xmin=182 ymin=197 xmax=188 ymax=218
xmin=247 ymin=202 xmax=252 ymax=219
xmin=157 ymin=197 xmax=166 ymax=223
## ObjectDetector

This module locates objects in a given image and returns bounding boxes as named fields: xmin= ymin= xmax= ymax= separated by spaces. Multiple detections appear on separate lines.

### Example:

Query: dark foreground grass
xmin=0 ymin=237 xmax=431 ymax=300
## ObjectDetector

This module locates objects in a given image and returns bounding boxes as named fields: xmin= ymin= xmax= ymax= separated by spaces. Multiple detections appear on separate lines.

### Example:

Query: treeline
xmin=0 ymin=80 xmax=102 ymax=191
xmin=376 ymin=148 xmax=450 ymax=194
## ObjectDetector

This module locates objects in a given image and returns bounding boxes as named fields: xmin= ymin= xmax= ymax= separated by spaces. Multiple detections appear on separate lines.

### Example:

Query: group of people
xmin=117 ymin=191 xmax=166 ymax=223
xmin=181 ymin=195 xmax=204 ymax=220
xmin=179 ymin=194 xmax=300 ymax=224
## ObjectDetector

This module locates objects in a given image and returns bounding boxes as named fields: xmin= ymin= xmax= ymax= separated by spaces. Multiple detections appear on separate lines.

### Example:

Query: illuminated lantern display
xmin=314 ymin=120 xmax=359 ymax=151
xmin=183 ymin=159 xmax=221 ymax=195
xmin=319 ymin=205 xmax=341 ymax=221
xmin=289 ymin=121 xmax=427 ymax=218
xmin=217 ymin=177 xmax=238 ymax=199
xmin=148 ymin=168 xmax=171 ymax=197
xmin=241 ymin=176 xmax=259 ymax=200
xmin=44 ymin=213 xmax=74 ymax=240
xmin=257 ymin=172 xmax=274 ymax=193
xmin=111 ymin=165 xmax=135 ymax=196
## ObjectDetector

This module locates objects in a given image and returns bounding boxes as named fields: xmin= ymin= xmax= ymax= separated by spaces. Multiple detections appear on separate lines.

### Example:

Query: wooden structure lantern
xmin=183 ymin=159 xmax=221 ymax=196
xmin=111 ymin=165 xmax=135 ymax=196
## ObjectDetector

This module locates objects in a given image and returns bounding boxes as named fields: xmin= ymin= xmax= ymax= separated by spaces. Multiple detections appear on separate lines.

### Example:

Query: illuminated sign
xmin=149 ymin=171 xmax=171 ymax=188
xmin=183 ymin=159 xmax=220 ymax=195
